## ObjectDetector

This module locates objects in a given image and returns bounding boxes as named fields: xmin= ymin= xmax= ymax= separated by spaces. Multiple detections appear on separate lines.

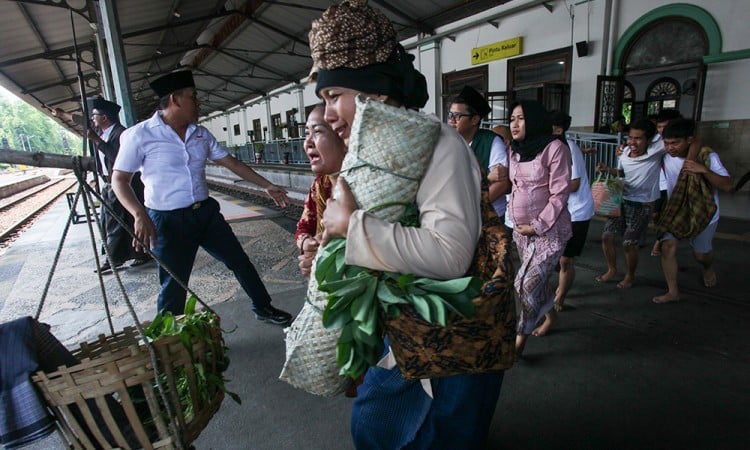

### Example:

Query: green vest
xmin=470 ymin=128 xmax=497 ymax=175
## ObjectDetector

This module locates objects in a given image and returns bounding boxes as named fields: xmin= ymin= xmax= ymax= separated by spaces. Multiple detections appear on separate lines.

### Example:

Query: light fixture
xmin=155 ymin=49 xmax=163 ymax=55
xmin=173 ymin=11 xmax=181 ymax=18
xmin=488 ymin=20 xmax=500 ymax=29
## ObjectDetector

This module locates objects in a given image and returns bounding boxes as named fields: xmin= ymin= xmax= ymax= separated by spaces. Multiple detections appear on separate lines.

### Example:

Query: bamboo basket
xmin=31 ymin=323 xmax=225 ymax=450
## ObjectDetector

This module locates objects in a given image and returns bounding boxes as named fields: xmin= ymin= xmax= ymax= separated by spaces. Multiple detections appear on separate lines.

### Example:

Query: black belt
xmin=188 ymin=199 xmax=210 ymax=210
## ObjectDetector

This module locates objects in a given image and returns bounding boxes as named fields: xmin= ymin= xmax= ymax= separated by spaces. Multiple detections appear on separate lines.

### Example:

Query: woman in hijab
xmin=507 ymin=100 xmax=572 ymax=357
xmin=309 ymin=1 xmax=505 ymax=448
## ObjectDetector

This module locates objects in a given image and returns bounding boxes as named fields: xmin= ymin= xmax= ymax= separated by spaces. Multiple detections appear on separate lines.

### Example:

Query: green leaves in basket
xmin=143 ymin=299 xmax=240 ymax=407
xmin=316 ymin=240 xmax=482 ymax=380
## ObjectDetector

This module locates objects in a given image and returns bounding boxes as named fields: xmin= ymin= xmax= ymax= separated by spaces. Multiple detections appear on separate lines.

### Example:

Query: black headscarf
xmin=315 ymin=45 xmax=429 ymax=109
xmin=509 ymin=100 xmax=558 ymax=162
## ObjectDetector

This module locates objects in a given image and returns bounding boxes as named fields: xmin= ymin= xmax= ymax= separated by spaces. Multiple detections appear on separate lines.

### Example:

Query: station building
xmin=200 ymin=0 xmax=749 ymax=181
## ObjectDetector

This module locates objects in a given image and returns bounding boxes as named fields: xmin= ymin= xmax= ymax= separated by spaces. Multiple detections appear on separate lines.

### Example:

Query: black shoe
xmin=253 ymin=305 xmax=293 ymax=326
xmin=130 ymin=256 xmax=152 ymax=267
xmin=94 ymin=261 xmax=124 ymax=275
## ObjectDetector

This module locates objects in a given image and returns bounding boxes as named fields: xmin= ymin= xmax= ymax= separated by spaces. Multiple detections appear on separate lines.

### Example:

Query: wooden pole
xmin=0 ymin=148 xmax=95 ymax=171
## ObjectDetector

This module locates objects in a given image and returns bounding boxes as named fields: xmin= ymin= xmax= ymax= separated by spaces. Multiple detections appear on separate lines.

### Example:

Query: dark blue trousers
xmin=147 ymin=197 xmax=273 ymax=315
xmin=351 ymin=339 xmax=504 ymax=450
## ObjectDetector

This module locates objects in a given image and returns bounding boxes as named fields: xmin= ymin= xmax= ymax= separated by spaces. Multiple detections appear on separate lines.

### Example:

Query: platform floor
xmin=1 ymin=186 xmax=749 ymax=449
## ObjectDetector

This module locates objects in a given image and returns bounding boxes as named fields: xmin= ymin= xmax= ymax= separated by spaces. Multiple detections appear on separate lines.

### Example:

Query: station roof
xmin=0 ymin=0 xmax=509 ymax=131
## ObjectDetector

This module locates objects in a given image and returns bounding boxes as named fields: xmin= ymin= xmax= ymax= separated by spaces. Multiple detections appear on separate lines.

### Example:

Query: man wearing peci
xmin=111 ymin=70 xmax=293 ymax=325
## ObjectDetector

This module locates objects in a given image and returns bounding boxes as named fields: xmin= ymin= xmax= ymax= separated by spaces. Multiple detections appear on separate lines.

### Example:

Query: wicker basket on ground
xmin=31 ymin=322 xmax=225 ymax=450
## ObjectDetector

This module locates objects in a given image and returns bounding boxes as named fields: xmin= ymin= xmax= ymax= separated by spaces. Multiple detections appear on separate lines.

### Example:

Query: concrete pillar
xmin=417 ymin=40 xmax=441 ymax=116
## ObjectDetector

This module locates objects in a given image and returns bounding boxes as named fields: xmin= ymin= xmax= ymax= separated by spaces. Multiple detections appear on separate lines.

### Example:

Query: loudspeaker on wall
xmin=576 ymin=41 xmax=589 ymax=57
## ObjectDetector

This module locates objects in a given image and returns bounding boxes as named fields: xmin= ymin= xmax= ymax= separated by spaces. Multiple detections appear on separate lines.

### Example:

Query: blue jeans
xmin=352 ymin=339 xmax=504 ymax=450
xmin=147 ymin=197 xmax=273 ymax=315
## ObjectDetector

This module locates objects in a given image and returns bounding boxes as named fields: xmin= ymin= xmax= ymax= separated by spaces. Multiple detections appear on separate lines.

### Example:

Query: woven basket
xmin=32 ymin=322 xmax=225 ymax=449
xmin=279 ymin=253 xmax=350 ymax=396
xmin=337 ymin=95 xmax=441 ymax=219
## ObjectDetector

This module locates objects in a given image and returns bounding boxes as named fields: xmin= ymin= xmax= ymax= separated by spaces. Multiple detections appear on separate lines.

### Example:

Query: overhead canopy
xmin=0 ymin=0 xmax=509 ymax=132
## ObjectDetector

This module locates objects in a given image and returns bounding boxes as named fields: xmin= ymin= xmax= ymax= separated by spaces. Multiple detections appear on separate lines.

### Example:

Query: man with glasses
xmin=448 ymin=86 xmax=511 ymax=219
xmin=112 ymin=71 xmax=293 ymax=325
xmin=52 ymin=97 xmax=150 ymax=273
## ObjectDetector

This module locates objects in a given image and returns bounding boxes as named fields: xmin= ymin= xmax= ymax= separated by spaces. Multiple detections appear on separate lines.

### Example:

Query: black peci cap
xmin=88 ymin=96 xmax=121 ymax=117
xmin=149 ymin=70 xmax=195 ymax=98
xmin=457 ymin=85 xmax=491 ymax=118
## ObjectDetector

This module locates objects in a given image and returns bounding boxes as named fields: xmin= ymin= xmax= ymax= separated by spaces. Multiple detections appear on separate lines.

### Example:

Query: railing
xmin=565 ymin=131 xmax=624 ymax=182
xmin=225 ymin=130 xmax=623 ymax=182
xmin=228 ymin=138 xmax=309 ymax=165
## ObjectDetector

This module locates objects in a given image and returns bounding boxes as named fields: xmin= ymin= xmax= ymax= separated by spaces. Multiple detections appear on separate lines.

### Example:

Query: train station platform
xmin=0 ymin=187 xmax=748 ymax=449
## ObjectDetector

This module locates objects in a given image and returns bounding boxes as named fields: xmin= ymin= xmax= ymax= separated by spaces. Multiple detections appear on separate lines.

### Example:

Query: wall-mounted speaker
xmin=576 ymin=41 xmax=589 ymax=57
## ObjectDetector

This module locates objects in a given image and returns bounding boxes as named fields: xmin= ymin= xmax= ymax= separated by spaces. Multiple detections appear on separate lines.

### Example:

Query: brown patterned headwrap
xmin=309 ymin=0 xmax=429 ymax=109
xmin=309 ymin=0 xmax=396 ymax=71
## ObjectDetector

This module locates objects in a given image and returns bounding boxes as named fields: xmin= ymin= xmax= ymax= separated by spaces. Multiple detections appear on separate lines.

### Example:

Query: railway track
xmin=0 ymin=177 xmax=78 ymax=248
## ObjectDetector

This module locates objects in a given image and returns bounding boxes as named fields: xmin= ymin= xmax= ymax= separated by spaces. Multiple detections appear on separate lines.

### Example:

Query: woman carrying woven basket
xmin=309 ymin=1 xmax=505 ymax=448
xmin=507 ymin=100 xmax=572 ymax=356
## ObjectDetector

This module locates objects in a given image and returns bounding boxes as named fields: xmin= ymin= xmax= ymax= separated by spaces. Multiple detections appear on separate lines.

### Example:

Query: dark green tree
xmin=0 ymin=95 xmax=82 ymax=155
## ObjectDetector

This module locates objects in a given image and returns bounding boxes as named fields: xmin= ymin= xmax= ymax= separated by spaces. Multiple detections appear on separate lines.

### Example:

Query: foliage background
xmin=0 ymin=92 xmax=82 ymax=155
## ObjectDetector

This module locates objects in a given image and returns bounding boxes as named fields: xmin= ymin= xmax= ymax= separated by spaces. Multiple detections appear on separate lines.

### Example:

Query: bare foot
xmin=532 ymin=313 xmax=555 ymax=336
xmin=650 ymin=241 xmax=661 ymax=257
xmin=653 ymin=292 xmax=680 ymax=304
xmin=554 ymin=289 xmax=564 ymax=311
xmin=702 ymin=268 xmax=717 ymax=287
xmin=616 ymin=277 xmax=633 ymax=289
xmin=515 ymin=335 xmax=527 ymax=361
xmin=595 ymin=270 xmax=617 ymax=283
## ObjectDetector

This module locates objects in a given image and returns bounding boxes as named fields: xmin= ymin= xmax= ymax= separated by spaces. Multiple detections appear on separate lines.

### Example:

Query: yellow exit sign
xmin=471 ymin=36 xmax=523 ymax=65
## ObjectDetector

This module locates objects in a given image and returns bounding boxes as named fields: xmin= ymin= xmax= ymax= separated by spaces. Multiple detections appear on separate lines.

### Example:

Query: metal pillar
xmin=97 ymin=0 xmax=135 ymax=126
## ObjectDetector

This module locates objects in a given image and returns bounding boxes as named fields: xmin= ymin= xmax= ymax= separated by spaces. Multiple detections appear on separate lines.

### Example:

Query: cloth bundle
xmin=384 ymin=184 xmax=517 ymax=379
xmin=656 ymin=147 xmax=717 ymax=239
xmin=279 ymin=95 xmax=440 ymax=395
xmin=591 ymin=172 xmax=624 ymax=217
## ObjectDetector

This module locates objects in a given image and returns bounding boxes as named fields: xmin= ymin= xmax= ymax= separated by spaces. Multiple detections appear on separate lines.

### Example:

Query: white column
xmin=417 ymin=40 xmax=441 ymax=116
xmin=241 ymin=107 xmax=249 ymax=145
xmin=225 ymin=114 xmax=232 ymax=146
xmin=264 ymin=98 xmax=273 ymax=142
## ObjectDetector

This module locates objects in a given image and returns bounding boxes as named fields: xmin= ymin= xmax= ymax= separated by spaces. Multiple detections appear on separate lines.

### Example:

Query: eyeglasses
xmin=90 ymin=113 xmax=103 ymax=118
xmin=447 ymin=111 xmax=473 ymax=122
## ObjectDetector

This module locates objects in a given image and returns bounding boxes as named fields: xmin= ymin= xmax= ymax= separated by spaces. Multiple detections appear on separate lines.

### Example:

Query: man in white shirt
xmin=652 ymin=119 xmax=732 ymax=304
xmin=549 ymin=111 xmax=594 ymax=314
xmin=595 ymin=119 xmax=665 ymax=289
xmin=112 ymin=71 xmax=293 ymax=325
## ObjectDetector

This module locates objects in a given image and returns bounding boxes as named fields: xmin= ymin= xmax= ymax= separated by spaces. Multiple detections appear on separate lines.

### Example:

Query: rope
xmin=34 ymin=155 xmax=192 ymax=449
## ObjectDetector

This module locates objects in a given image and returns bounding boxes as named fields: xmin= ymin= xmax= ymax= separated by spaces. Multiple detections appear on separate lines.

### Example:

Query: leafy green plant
xmin=316 ymin=235 xmax=482 ymax=379
xmin=143 ymin=296 xmax=240 ymax=416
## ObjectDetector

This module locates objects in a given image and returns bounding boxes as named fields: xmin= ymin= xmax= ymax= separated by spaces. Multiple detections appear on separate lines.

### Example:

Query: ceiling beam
xmin=370 ymin=0 xmax=435 ymax=35
xmin=121 ymin=9 xmax=233 ymax=39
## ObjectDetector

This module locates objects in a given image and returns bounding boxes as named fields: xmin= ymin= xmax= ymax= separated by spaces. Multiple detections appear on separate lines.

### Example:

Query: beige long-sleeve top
xmin=344 ymin=123 xmax=482 ymax=280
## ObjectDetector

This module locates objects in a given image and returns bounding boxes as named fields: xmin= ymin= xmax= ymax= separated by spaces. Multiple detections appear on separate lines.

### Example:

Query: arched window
xmin=646 ymin=77 xmax=680 ymax=115
xmin=622 ymin=81 xmax=635 ymax=123
xmin=624 ymin=19 xmax=708 ymax=71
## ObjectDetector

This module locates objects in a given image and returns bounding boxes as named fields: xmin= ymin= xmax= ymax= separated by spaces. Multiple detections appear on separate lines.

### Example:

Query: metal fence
xmin=225 ymin=130 xmax=624 ymax=182
xmin=228 ymin=138 xmax=308 ymax=165
xmin=565 ymin=131 xmax=624 ymax=182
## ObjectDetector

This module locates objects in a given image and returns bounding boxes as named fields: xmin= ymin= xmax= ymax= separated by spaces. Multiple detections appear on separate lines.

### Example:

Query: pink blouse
xmin=508 ymin=139 xmax=572 ymax=238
